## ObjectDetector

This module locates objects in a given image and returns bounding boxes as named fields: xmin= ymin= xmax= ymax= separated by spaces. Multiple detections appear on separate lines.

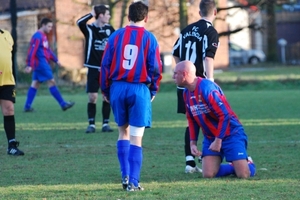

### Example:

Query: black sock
xmin=185 ymin=126 xmax=196 ymax=167
xmin=102 ymin=101 xmax=111 ymax=124
xmin=87 ymin=103 xmax=96 ymax=125
xmin=4 ymin=115 xmax=15 ymax=142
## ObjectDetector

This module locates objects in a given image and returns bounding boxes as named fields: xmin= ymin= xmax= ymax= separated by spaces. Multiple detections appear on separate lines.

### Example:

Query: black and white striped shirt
xmin=77 ymin=14 xmax=115 ymax=69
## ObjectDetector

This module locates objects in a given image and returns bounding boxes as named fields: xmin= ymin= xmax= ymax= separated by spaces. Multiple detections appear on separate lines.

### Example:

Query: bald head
xmin=176 ymin=60 xmax=196 ymax=77
xmin=173 ymin=60 xmax=197 ymax=88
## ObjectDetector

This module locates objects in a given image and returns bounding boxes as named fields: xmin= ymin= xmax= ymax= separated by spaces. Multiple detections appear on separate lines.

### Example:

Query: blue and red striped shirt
xmin=100 ymin=25 xmax=162 ymax=97
xmin=26 ymin=31 xmax=58 ymax=70
xmin=184 ymin=78 xmax=244 ymax=141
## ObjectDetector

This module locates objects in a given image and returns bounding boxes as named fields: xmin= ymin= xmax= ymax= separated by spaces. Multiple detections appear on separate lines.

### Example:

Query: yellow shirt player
xmin=0 ymin=29 xmax=24 ymax=156
xmin=0 ymin=29 xmax=15 ymax=86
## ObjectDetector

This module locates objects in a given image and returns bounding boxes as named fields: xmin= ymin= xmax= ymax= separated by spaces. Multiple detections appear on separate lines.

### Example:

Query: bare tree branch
xmin=218 ymin=23 xmax=264 ymax=37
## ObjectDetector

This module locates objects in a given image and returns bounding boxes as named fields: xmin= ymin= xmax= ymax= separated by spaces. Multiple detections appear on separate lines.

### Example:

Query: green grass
xmin=163 ymin=65 xmax=300 ymax=90
xmin=163 ymin=65 xmax=300 ymax=80
xmin=0 ymin=66 xmax=300 ymax=199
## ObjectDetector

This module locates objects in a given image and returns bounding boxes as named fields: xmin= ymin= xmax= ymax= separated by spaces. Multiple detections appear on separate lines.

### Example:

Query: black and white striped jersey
xmin=172 ymin=19 xmax=219 ymax=78
xmin=77 ymin=14 xmax=115 ymax=69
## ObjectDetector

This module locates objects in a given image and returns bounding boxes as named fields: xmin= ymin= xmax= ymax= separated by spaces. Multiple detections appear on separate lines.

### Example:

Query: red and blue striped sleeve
xmin=26 ymin=37 xmax=40 ymax=69
xmin=206 ymin=90 xmax=231 ymax=139
xmin=48 ymin=48 xmax=58 ymax=63
xmin=147 ymin=36 xmax=163 ymax=97
xmin=184 ymin=90 xmax=201 ymax=141
xmin=100 ymin=38 xmax=114 ymax=97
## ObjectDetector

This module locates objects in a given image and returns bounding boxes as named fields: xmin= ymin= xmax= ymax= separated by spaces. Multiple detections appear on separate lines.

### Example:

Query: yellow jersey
xmin=0 ymin=29 xmax=15 ymax=86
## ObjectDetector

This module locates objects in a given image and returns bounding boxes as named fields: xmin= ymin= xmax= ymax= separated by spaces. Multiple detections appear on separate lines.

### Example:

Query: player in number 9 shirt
xmin=100 ymin=1 xmax=162 ymax=192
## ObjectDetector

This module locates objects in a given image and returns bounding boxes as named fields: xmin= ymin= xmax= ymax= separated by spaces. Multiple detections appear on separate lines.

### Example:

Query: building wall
xmin=227 ymin=1 xmax=251 ymax=49
xmin=275 ymin=11 xmax=300 ymax=64
xmin=214 ymin=0 xmax=229 ymax=68
xmin=260 ymin=11 xmax=300 ymax=63
xmin=0 ymin=14 xmax=38 ymax=68
xmin=0 ymin=9 xmax=55 ymax=69
xmin=55 ymin=0 xmax=87 ymax=70
xmin=276 ymin=11 xmax=300 ymax=44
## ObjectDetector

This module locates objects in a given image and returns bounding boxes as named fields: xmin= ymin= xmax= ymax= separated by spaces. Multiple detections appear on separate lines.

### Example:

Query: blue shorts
xmin=32 ymin=68 xmax=54 ymax=82
xmin=110 ymin=81 xmax=151 ymax=127
xmin=202 ymin=131 xmax=248 ymax=162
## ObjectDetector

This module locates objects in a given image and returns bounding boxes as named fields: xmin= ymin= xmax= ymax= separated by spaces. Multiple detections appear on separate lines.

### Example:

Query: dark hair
xmin=199 ymin=0 xmax=216 ymax=17
xmin=94 ymin=5 xmax=109 ymax=19
xmin=40 ymin=18 xmax=52 ymax=26
xmin=128 ymin=1 xmax=148 ymax=23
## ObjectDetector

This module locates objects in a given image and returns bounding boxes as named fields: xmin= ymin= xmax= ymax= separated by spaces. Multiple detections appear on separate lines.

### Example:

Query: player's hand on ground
xmin=190 ymin=144 xmax=202 ymax=157
xmin=24 ymin=66 xmax=32 ymax=74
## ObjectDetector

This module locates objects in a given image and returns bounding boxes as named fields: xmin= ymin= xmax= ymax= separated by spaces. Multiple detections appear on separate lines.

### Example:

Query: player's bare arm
xmin=204 ymin=57 xmax=214 ymax=81
xmin=173 ymin=56 xmax=181 ymax=64
xmin=190 ymin=140 xmax=202 ymax=157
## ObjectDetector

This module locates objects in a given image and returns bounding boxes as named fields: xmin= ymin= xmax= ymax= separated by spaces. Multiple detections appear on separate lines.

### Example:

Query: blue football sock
xmin=117 ymin=140 xmax=130 ymax=178
xmin=249 ymin=163 xmax=256 ymax=177
xmin=128 ymin=145 xmax=143 ymax=187
xmin=49 ymin=86 xmax=65 ymax=107
xmin=215 ymin=163 xmax=235 ymax=177
xmin=24 ymin=87 xmax=37 ymax=109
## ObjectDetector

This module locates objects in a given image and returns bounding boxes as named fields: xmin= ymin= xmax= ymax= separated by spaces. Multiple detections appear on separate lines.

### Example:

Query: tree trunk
xmin=266 ymin=0 xmax=277 ymax=62
xmin=10 ymin=0 xmax=17 ymax=81
xmin=179 ymin=0 xmax=188 ymax=30
xmin=119 ymin=0 xmax=130 ymax=28
xmin=108 ymin=0 xmax=121 ymax=28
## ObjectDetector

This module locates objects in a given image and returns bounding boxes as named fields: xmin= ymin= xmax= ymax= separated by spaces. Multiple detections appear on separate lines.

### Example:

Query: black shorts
xmin=0 ymin=85 xmax=16 ymax=103
xmin=177 ymin=87 xmax=185 ymax=114
xmin=86 ymin=68 xmax=100 ymax=93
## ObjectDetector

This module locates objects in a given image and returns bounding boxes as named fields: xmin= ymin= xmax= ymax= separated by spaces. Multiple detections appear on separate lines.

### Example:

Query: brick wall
xmin=0 ymin=15 xmax=37 ymax=68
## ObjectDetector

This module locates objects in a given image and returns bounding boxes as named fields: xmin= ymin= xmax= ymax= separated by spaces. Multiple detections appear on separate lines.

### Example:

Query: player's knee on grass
xmin=233 ymin=160 xmax=250 ymax=178
xmin=202 ymin=171 xmax=217 ymax=178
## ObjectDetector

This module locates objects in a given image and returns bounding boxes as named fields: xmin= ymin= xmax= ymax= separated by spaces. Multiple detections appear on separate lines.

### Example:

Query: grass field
xmin=1 ymin=66 xmax=300 ymax=199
